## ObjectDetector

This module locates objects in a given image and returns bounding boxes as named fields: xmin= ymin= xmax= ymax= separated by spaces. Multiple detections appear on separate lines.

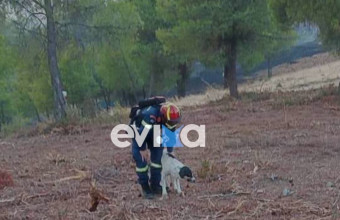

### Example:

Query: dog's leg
xmin=167 ymin=176 xmax=171 ymax=188
xmin=166 ymin=176 xmax=171 ymax=193
xmin=176 ymin=179 xmax=184 ymax=197
xmin=173 ymin=178 xmax=178 ymax=192
xmin=160 ymin=173 xmax=168 ymax=200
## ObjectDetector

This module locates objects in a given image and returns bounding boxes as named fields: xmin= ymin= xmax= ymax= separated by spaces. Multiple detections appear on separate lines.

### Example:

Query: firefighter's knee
xmin=150 ymin=162 xmax=162 ymax=170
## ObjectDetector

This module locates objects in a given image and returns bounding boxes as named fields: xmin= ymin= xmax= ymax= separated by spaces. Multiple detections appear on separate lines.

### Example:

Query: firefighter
xmin=131 ymin=101 xmax=181 ymax=199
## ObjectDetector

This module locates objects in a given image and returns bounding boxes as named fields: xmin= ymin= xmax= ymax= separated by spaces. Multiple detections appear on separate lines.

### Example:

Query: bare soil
xmin=254 ymin=52 xmax=339 ymax=78
xmin=1 ymin=90 xmax=340 ymax=219
xmin=242 ymin=53 xmax=340 ymax=92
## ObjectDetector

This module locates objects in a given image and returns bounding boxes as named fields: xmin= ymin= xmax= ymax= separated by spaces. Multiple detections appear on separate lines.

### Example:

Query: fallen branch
xmin=200 ymin=77 xmax=214 ymax=89
xmin=0 ymin=197 xmax=16 ymax=204
xmin=0 ymin=142 xmax=15 ymax=147
xmin=24 ymin=192 xmax=54 ymax=200
xmin=227 ymin=200 xmax=247 ymax=216
xmin=44 ymin=169 xmax=89 ymax=184
xmin=198 ymin=191 xmax=250 ymax=200
xmin=332 ymin=189 xmax=340 ymax=208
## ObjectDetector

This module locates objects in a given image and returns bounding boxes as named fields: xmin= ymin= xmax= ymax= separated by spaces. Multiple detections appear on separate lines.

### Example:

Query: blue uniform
xmin=131 ymin=105 xmax=173 ymax=187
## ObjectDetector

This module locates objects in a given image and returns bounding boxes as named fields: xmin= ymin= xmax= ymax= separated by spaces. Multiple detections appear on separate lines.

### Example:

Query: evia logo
xmin=110 ymin=124 xmax=205 ymax=148
xmin=161 ymin=125 xmax=184 ymax=147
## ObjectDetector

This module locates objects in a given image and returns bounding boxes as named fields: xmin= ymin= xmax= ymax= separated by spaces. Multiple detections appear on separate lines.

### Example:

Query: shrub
xmin=0 ymin=117 xmax=30 ymax=138
xmin=240 ymin=91 xmax=272 ymax=102
xmin=197 ymin=160 xmax=216 ymax=180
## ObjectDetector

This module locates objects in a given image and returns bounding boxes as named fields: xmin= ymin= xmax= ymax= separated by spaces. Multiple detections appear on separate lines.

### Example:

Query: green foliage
xmin=15 ymin=36 xmax=54 ymax=118
xmin=0 ymin=35 xmax=16 ymax=124
xmin=0 ymin=116 xmax=30 ymax=137
xmin=156 ymin=0 xmax=292 ymax=70
xmin=60 ymin=42 xmax=99 ymax=105
xmin=131 ymin=0 xmax=177 ymax=96
xmin=270 ymin=0 xmax=340 ymax=51
xmin=90 ymin=1 xmax=145 ymax=100
xmin=2 ymin=0 xmax=329 ymax=133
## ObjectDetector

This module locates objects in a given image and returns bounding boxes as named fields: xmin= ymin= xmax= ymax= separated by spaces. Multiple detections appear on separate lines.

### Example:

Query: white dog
xmin=160 ymin=149 xmax=195 ymax=199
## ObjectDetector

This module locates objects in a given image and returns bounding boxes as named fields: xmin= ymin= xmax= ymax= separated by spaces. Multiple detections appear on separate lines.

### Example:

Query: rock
xmin=282 ymin=188 xmax=294 ymax=196
xmin=327 ymin=182 xmax=335 ymax=188
xmin=257 ymin=189 xmax=264 ymax=194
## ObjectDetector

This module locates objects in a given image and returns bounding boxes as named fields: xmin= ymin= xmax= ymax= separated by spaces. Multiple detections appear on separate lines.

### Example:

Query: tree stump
xmin=0 ymin=170 xmax=14 ymax=190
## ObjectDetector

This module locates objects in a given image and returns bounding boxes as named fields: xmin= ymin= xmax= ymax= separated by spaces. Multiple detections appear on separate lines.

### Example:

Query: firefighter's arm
xmin=140 ymin=149 xmax=149 ymax=162
xmin=138 ymin=114 xmax=156 ymax=151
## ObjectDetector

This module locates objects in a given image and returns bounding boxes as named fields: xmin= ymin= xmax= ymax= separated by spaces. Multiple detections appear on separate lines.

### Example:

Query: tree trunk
xmin=223 ymin=64 xmax=228 ymax=89
xmin=119 ymin=43 xmax=138 ymax=102
xmin=177 ymin=63 xmax=188 ymax=98
xmin=142 ymin=86 xmax=146 ymax=99
xmin=28 ymin=96 xmax=41 ymax=122
xmin=45 ymin=108 xmax=50 ymax=119
xmin=0 ymin=102 xmax=4 ymax=132
xmin=338 ymin=82 xmax=340 ymax=102
xmin=102 ymin=93 xmax=109 ymax=111
xmin=33 ymin=103 xmax=41 ymax=122
xmin=122 ymin=90 xmax=127 ymax=106
xmin=267 ymin=57 xmax=272 ymax=78
xmin=148 ymin=71 xmax=155 ymax=97
xmin=0 ymin=102 xmax=4 ymax=125
xmin=44 ymin=0 xmax=66 ymax=121
xmin=92 ymin=69 xmax=110 ymax=111
xmin=102 ymin=89 xmax=110 ymax=111
xmin=225 ymin=37 xmax=239 ymax=98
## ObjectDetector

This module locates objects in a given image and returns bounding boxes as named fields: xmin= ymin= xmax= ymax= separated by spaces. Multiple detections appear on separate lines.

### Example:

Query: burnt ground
xmin=1 ymin=89 xmax=340 ymax=220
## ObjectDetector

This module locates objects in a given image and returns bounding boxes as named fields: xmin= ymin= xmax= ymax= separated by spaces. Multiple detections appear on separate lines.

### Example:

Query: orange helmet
xmin=160 ymin=103 xmax=181 ymax=130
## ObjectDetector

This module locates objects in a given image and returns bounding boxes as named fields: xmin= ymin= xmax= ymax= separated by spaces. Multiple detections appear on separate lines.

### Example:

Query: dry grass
xmin=1 ymin=87 xmax=340 ymax=219
xmin=240 ymin=58 xmax=340 ymax=93
xmin=173 ymin=52 xmax=340 ymax=108
xmin=197 ymin=160 xmax=217 ymax=180
xmin=172 ymin=87 xmax=227 ymax=107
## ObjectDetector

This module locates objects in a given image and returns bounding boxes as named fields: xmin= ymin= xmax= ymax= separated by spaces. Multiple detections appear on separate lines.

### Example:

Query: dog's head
xmin=179 ymin=166 xmax=196 ymax=183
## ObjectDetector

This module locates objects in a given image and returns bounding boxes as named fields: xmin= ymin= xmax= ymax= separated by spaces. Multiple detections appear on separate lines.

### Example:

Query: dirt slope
xmin=175 ymin=53 xmax=340 ymax=107
xmin=1 ymin=89 xmax=340 ymax=219
xmin=242 ymin=52 xmax=340 ymax=93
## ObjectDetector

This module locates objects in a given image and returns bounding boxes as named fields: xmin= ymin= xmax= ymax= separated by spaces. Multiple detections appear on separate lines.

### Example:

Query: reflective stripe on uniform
xmin=136 ymin=165 xmax=149 ymax=172
xmin=150 ymin=162 xmax=162 ymax=168
xmin=141 ymin=120 xmax=152 ymax=129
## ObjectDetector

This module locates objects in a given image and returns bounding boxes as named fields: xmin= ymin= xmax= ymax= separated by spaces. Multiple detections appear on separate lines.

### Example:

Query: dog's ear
xmin=179 ymin=166 xmax=192 ymax=178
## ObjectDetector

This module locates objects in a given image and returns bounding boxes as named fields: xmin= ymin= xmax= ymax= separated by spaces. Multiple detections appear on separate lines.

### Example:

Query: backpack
xmin=129 ymin=96 xmax=166 ymax=125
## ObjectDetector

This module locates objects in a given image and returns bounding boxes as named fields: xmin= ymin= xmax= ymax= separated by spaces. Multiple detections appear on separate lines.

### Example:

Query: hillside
xmin=243 ymin=52 xmax=340 ymax=92
xmin=1 ymin=87 xmax=340 ymax=219
xmin=175 ymin=52 xmax=340 ymax=107
xmin=176 ymin=41 xmax=333 ymax=96
xmin=1 ymin=54 xmax=340 ymax=219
